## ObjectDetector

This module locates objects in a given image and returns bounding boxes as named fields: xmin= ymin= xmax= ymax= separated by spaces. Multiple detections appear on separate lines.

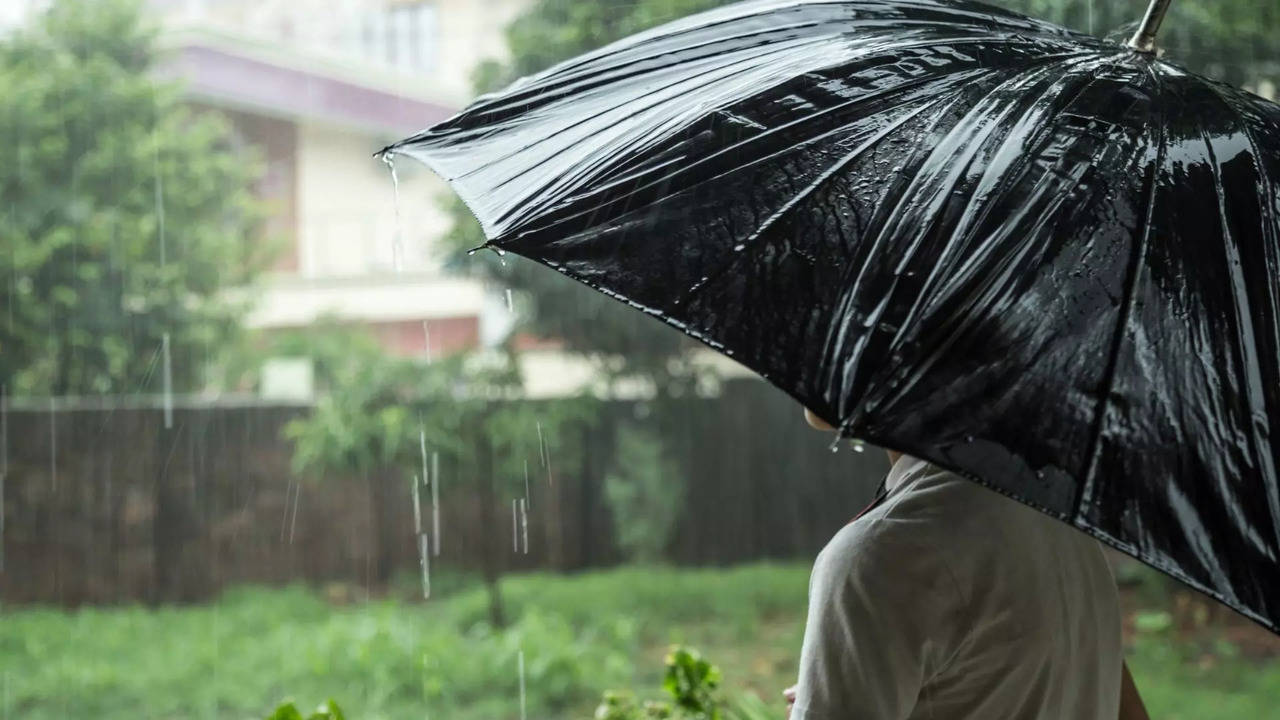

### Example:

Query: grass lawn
xmin=1 ymin=563 xmax=1277 ymax=719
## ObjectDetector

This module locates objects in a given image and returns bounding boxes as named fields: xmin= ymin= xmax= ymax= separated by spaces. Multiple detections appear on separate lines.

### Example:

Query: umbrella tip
xmin=1125 ymin=0 xmax=1173 ymax=54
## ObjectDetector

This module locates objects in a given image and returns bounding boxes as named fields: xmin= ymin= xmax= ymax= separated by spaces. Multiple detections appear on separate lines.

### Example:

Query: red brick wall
xmin=369 ymin=316 xmax=480 ymax=357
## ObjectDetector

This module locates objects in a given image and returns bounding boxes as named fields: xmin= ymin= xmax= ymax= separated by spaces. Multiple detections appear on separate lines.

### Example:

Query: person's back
xmin=791 ymin=456 xmax=1123 ymax=719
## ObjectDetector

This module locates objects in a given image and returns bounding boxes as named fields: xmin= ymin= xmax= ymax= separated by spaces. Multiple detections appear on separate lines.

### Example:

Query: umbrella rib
xmin=872 ymin=54 xmax=1130 ymax=374
xmin=474 ymin=33 xmax=837 ymax=195
xmin=482 ymin=33 xmax=1034 ymax=196
xmin=1075 ymin=79 xmax=1166 ymax=523
xmin=422 ymin=0 xmax=1082 ymax=118
xmin=1200 ymin=81 xmax=1280 ymax=562
xmin=504 ymin=43 xmax=1090 ymax=245
xmin=824 ymin=56 xmax=1110 ymax=422
xmin=671 ymin=93 xmax=952 ymax=308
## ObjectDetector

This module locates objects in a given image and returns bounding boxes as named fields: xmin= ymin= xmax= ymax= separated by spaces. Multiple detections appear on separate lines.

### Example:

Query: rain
xmin=2 ymin=1 xmax=1279 ymax=719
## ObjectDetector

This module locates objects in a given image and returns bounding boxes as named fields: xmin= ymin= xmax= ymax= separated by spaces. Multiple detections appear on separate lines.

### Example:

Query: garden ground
xmin=2 ymin=563 xmax=1278 ymax=719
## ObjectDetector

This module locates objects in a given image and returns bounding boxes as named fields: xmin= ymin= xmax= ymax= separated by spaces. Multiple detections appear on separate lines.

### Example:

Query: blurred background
xmin=1 ymin=1 xmax=1278 ymax=718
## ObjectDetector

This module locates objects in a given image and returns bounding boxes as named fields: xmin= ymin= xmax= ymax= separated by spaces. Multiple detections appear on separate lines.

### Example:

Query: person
xmin=784 ymin=408 xmax=1150 ymax=720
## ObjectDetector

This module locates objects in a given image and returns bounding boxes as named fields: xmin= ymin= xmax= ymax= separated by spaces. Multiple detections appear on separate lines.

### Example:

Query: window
xmin=362 ymin=1 xmax=436 ymax=73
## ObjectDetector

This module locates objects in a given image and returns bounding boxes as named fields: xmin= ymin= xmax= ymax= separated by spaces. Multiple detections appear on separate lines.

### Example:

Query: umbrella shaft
xmin=1126 ymin=0 xmax=1174 ymax=53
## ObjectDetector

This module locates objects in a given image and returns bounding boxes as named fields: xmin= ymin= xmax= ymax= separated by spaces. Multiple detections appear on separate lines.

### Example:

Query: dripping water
xmin=520 ymin=497 xmax=529 ymax=555
xmin=412 ymin=474 xmax=422 ymax=535
xmin=431 ymin=451 xmax=440 ymax=556
xmin=0 ymin=384 xmax=6 ymax=573
xmin=161 ymin=332 xmax=173 ymax=430
xmin=518 ymin=649 xmax=527 ymax=720
xmin=382 ymin=152 xmax=405 ymax=273
xmin=49 ymin=397 xmax=56 ymax=493
xmin=154 ymin=130 xmax=165 ymax=267
xmin=419 ymin=532 xmax=431 ymax=599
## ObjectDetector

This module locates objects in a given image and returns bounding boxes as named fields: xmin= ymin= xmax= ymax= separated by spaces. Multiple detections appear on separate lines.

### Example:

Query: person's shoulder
xmin=812 ymin=496 xmax=953 ymax=588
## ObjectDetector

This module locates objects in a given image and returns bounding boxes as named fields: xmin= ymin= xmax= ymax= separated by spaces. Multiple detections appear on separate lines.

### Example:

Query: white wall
xmin=157 ymin=0 xmax=533 ymax=105
xmin=432 ymin=0 xmax=530 ymax=101
xmin=295 ymin=120 xmax=451 ymax=278
xmin=240 ymin=119 xmax=491 ymax=331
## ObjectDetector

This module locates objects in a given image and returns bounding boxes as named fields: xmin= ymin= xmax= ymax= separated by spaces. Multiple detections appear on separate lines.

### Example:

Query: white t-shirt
xmin=793 ymin=456 xmax=1122 ymax=719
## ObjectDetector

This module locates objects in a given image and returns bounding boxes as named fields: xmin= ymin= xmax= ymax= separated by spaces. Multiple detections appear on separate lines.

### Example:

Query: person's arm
xmin=791 ymin=529 xmax=964 ymax=720
xmin=1118 ymin=661 xmax=1150 ymax=720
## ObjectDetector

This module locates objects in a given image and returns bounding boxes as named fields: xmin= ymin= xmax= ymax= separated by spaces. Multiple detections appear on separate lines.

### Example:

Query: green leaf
xmin=265 ymin=702 xmax=305 ymax=720
xmin=1134 ymin=610 xmax=1174 ymax=634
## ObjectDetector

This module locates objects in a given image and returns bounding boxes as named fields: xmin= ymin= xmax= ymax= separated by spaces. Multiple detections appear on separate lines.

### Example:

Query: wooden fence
xmin=0 ymin=380 xmax=884 ymax=606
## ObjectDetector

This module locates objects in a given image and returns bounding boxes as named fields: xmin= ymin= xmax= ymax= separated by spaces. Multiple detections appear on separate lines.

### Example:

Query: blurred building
xmin=146 ymin=0 xmax=534 ymax=396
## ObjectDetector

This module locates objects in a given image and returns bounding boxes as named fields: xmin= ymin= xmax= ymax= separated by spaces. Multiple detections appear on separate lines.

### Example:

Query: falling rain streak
xmin=518 ymin=650 xmax=527 ymax=720
xmin=412 ymin=428 xmax=433 ymax=598
xmin=381 ymin=152 xmax=405 ymax=273
xmin=289 ymin=482 xmax=300 ymax=544
xmin=280 ymin=479 xmax=295 ymax=543
xmin=412 ymin=474 xmax=422 ymax=534
xmin=505 ymin=288 xmax=514 ymax=313
xmin=419 ymin=532 xmax=431 ymax=599
xmin=412 ymin=474 xmax=431 ymax=599
xmin=0 ymin=384 xmax=6 ymax=572
xmin=523 ymin=460 xmax=531 ymax=510
xmin=422 ymin=320 xmax=432 ymax=361
xmin=48 ymin=397 xmax=56 ymax=493
xmin=520 ymin=498 xmax=529 ymax=555
xmin=431 ymin=451 xmax=440 ymax=556
xmin=161 ymin=333 xmax=173 ymax=430
xmin=154 ymin=130 xmax=166 ymax=267
xmin=537 ymin=420 xmax=553 ymax=486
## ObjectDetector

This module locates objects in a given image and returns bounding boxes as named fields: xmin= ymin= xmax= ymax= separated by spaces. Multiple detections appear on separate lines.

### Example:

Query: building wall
xmin=432 ymin=0 xmax=530 ymax=100
xmin=295 ymin=120 xmax=450 ymax=277
xmin=217 ymin=108 xmax=301 ymax=272
xmin=157 ymin=0 xmax=533 ymax=105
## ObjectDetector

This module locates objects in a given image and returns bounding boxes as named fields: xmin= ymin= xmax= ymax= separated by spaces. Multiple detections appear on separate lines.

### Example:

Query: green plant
xmin=4 ymin=565 xmax=1280 ymax=720
xmin=595 ymin=646 xmax=740 ymax=720
xmin=267 ymin=699 xmax=346 ymax=720
xmin=281 ymin=323 xmax=596 ymax=623
xmin=604 ymin=425 xmax=682 ymax=563
xmin=0 ymin=0 xmax=266 ymax=395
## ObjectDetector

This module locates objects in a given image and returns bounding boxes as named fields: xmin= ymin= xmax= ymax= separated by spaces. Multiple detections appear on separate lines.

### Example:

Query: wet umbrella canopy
xmin=383 ymin=0 xmax=1280 ymax=632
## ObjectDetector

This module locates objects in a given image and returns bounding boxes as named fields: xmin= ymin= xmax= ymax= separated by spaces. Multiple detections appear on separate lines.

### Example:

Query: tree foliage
xmin=0 ymin=0 xmax=266 ymax=395
xmin=603 ymin=425 xmax=681 ymax=563
xmin=992 ymin=0 xmax=1280 ymax=86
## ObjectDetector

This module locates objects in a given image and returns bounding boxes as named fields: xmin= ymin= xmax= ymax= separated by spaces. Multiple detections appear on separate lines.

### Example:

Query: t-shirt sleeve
xmin=791 ymin=525 xmax=965 ymax=720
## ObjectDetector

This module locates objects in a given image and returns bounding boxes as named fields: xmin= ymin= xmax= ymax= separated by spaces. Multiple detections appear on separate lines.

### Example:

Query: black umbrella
xmin=383 ymin=0 xmax=1280 ymax=632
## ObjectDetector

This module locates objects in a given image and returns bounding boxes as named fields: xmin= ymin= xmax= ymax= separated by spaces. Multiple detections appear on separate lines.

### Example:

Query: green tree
xmin=282 ymin=323 xmax=591 ymax=626
xmin=991 ymin=0 xmax=1280 ymax=87
xmin=0 ymin=0 xmax=266 ymax=396
xmin=603 ymin=425 xmax=681 ymax=564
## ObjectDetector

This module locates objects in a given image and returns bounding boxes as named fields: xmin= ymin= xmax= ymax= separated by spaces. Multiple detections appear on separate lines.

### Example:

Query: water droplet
xmin=431 ymin=452 xmax=441 ymax=556
xmin=411 ymin=474 xmax=422 ymax=535
xmin=161 ymin=333 xmax=173 ymax=430
xmin=518 ymin=649 xmax=527 ymax=720
xmin=418 ymin=532 xmax=431 ymax=599
xmin=851 ymin=439 xmax=866 ymax=453
xmin=381 ymin=153 xmax=405 ymax=273
xmin=733 ymin=243 xmax=746 ymax=252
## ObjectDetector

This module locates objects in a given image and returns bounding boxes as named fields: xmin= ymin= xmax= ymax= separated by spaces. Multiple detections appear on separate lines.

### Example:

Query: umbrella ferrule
xmin=1126 ymin=0 xmax=1174 ymax=53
